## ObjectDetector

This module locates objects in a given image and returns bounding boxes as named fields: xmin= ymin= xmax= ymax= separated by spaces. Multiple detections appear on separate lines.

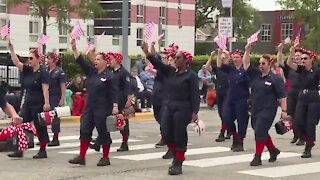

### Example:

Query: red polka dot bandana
xmin=98 ymin=52 xmax=111 ymax=63
xmin=107 ymin=52 xmax=123 ymax=63
xmin=179 ymin=50 xmax=193 ymax=63
xmin=49 ymin=52 xmax=61 ymax=63
xmin=232 ymin=49 xmax=244 ymax=57
xmin=0 ymin=123 xmax=37 ymax=151
xmin=164 ymin=43 xmax=179 ymax=58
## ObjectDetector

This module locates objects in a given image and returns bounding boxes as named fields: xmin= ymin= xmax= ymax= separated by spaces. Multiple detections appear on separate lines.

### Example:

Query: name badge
xmin=100 ymin=77 xmax=107 ymax=82
xmin=265 ymin=81 xmax=272 ymax=86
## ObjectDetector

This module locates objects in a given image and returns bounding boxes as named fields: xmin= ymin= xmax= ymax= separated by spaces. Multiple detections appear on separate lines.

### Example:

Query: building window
xmin=261 ymin=24 xmax=271 ymax=42
xmin=59 ymin=24 xmax=68 ymax=43
xmin=59 ymin=49 xmax=67 ymax=57
xmin=87 ymin=25 xmax=94 ymax=37
xmin=29 ymin=21 xmax=39 ymax=42
xmin=281 ymin=23 xmax=293 ymax=41
xmin=160 ymin=7 xmax=166 ymax=25
xmin=112 ymin=35 xmax=120 ymax=45
xmin=137 ymin=5 xmax=144 ymax=23
xmin=0 ymin=0 xmax=6 ymax=13
xmin=136 ymin=28 xmax=143 ymax=46
xmin=160 ymin=29 xmax=166 ymax=47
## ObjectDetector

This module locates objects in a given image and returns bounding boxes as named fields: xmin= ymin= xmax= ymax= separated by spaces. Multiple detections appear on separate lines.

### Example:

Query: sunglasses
xmin=301 ymin=57 xmax=309 ymax=60
xmin=28 ymin=57 xmax=34 ymax=60
xmin=259 ymin=62 xmax=266 ymax=65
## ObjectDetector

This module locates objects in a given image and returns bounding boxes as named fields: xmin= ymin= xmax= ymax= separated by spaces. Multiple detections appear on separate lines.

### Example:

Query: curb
xmin=60 ymin=112 xmax=155 ymax=124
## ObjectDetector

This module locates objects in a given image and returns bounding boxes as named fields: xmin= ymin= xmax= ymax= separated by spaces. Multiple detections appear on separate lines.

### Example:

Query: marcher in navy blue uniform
xmin=243 ymin=44 xmax=287 ymax=166
xmin=0 ymin=82 xmax=23 ymax=125
xmin=47 ymin=52 xmax=66 ymax=147
xmin=277 ymin=43 xmax=305 ymax=146
xmin=286 ymin=46 xmax=320 ymax=158
xmin=107 ymin=52 xmax=133 ymax=152
xmin=7 ymin=42 xmax=51 ymax=159
xmin=205 ymin=50 xmax=232 ymax=142
xmin=217 ymin=49 xmax=250 ymax=151
xmin=142 ymin=41 xmax=200 ymax=175
xmin=68 ymin=39 xmax=119 ymax=166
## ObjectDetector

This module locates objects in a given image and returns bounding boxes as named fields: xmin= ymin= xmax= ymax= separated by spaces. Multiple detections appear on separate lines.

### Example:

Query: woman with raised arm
xmin=141 ymin=41 xmax=200 ymax=176
xmin=7 ymin=42 xmax=51 ymax=159
xmin=277 ymin=43 xmax=305 ymax=145
xmin=243 ymin=44 xmax=287 ymax=166
xmin=46 ymin=52 xmax=66 ymax=147
xmin=68 ymin=39 xmax=119 ymax=166
xmin=286 ymin=46 xmax=320 ymax=158
xmin=205 ymin=50 xmax=232 ymax=142
xmin=216 ymin=48 xmax=250 ymax=152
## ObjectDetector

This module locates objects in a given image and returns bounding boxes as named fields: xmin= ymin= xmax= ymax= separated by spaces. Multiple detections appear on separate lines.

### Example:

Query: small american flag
xmin=1 ymin=20 xmax=10 ymax=39
xmin=293 ymin=28 xmax=301 ymax=47
xmin=37 ymin=33 xmax=49 ymax=45
xmin=284 ymin=36 xmax=291 ymax=44
xmin=144 ymin=21 xmax=156 ymax=40
xmin=70 ymin=22 xmax=84 ymax=40
xmin=214 ymin=35 xmax=227 ymax=50
xmin=85 ymin=38 xmax=94 ymax=55
xmin=247 ymin=29 xmax=261 ymax=45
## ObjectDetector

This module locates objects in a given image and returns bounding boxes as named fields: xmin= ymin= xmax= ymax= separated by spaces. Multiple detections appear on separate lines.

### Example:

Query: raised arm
xmin=243 ymin=43 xmax=252 ymax=70
xmin=277 ymin=43 xmax=285 ymax=67
xmin=8 ymin=41 xmax=24 ymax=72
xmin=141 ymin=41 xmax=173 ymax=74
xmin=71 ymin=39 xmax=92 ymax=75
xmin=205 ymin=51 xmax=215 ymax=72
xmin=87 ymin=47 xmax=96 ymax=64
xmin=287 ymin=46 xmax=298 ymax=71
xmin=216 ymin=49 xmax=223 ymax=68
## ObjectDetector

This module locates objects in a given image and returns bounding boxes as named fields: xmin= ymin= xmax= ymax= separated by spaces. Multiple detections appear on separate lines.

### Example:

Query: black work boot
xmin=117 ymin=141 xmax=129 ymax=152
xmin=233 ymin=139 xmax=244 ymax=152
xmin=290 ymin=136 xmax=298 ymax=144
xmin=250 ymin=154 xmax=262 ymax=166
xmin=231 ymin=138 xmax=237 ymax=150
xmin=225 ymin=131 xmax=231 ymax=139
xmin=162 ymin=150 xmax=174 ymax=159
xmin=89 ymin=143 xmax=101 ymax=152
xmin=301 ymin=144 xmax=315 ymax=158
xmin=215 ymin=129 xmax=225 ymax=142
xmin=168 ymin=158 xmax=183 ymax=175
xmin=269 ymin=148 xmax=280 ymax=162
xmin=69 ymin=155 xmax=85 ymax=165
xmin=33 ymin=148 xmax=47 ymax=159
xmin=155 ymin=139 xmax=166 ymax=148
xmin=296 ymin=139 xmax=306 ymax=146
xmin=48 ymin=138 xmax=60 ymax=147
xmin=8 ymin=151 xmax=23 ymax=158
xmin=97 ymin=157 xmax=110 ymax=166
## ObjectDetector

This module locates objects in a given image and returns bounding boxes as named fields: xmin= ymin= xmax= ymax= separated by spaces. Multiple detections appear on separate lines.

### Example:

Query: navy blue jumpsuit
xmin=147 ymin=55 xmax=200 ymax=152
xmin=76 ymin=55 xmax=118 ymax=145
xmin=112 ymin=66 xmax=132 ymax=138
xmin=247 ymin=65 xmax=286 ymax=141
xmin=293 ymin=65 xmax=320 ymax=143
xmin=49 ymin=67 xmax=66 ymax=133
xmin=220 ymin=64 xmax=250 ymax=140
xmin=19 ymin=65 xmax=50 ymax=143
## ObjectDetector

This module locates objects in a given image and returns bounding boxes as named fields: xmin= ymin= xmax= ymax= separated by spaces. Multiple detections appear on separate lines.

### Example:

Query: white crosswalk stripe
xmin=27 ymin=135 xmax=320 ymax=178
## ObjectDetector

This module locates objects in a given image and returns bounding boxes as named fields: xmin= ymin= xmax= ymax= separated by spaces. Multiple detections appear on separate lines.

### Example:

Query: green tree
xmin=7 ymin=0 xmax=104 ymax=54
xmin=277 ymin=0 xmax=320 ymax=52
xmin=195 ymin=0 xmax=261 ymax=39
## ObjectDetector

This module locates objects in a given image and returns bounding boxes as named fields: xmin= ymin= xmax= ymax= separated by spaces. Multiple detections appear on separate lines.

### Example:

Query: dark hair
xmin=48 ymin=52 xmax=61 ymax=66
xmin=262 ymin=54 xmax=274 ymax=65
xmin=302 ymin=51 xmax=311 ymax=57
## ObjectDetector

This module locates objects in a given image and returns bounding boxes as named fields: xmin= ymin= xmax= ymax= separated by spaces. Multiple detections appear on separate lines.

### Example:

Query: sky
xmin=249 ymin=0 xmax=283 ymax=11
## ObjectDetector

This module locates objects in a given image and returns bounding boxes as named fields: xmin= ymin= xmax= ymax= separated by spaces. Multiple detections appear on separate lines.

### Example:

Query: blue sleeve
xmin=22 ymin=65 xmax=32 ymax=75
xmin=40 ymin=68 xmax=50 ymax=84
xmin=147 ymin=55 xmax=173 ymax=75
xmin=76 ymin=55 xmax=94 ymax=76
xmin=296 ymin=65 xmax=304 ymax=74
xmin=109 ymin=73 xmax=119 ymax=105
xmin=246 ymin=64 xmax=261 ymax=81
xmin=273 ymin=76 xmax=286 ymax=99
xmin=190 ymin=72 xmax=200 ymax=113
xmin=58 ymin=69 xmax=67 ymax=84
